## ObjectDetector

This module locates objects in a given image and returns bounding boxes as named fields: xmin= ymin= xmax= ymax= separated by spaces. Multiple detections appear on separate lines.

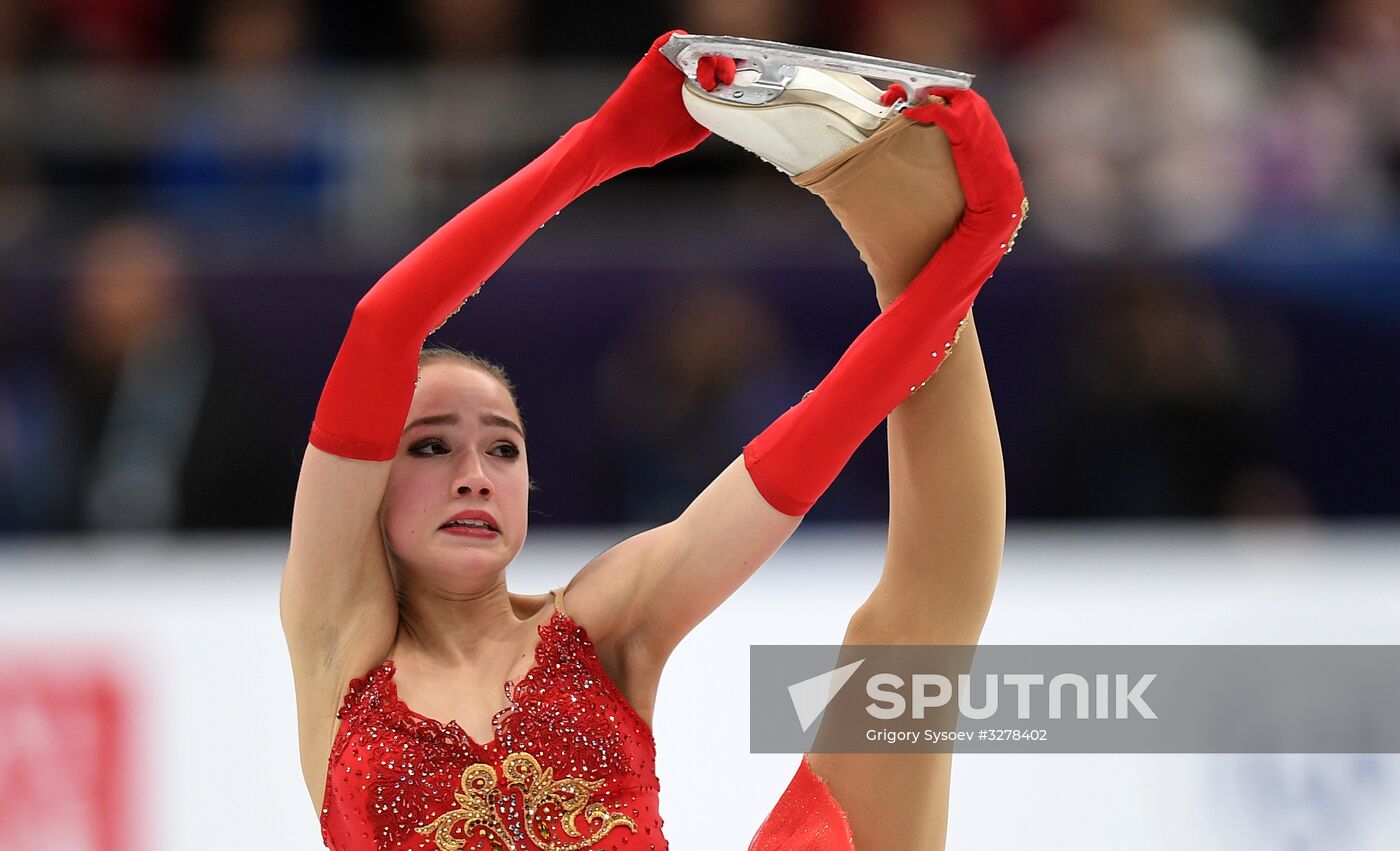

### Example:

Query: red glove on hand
xmin=586 ymin=29 xmax=716 ymax=179
xmin=310 ymin=30 xmax=705 ymax=461
xmin=905 ymin=88 xmax=1028 ymax=244
xmin=742 ymin=88 xmax=1027 ymax=516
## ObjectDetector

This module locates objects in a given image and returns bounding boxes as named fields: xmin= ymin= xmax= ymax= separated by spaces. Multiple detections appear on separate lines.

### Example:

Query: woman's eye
xmin=410 ymin=439 xmax=448 ymax=456
xmin=491 ymin=442 xmax=520 ymax=458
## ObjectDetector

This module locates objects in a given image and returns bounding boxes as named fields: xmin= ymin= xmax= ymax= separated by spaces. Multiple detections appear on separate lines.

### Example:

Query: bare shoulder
xmin=542 ymin=457 xmax=803 ymax=721
xmin=557 ymin=526 xmax=669 ymax=645
xmin=554 ymin=528 xmax=674 ymax=714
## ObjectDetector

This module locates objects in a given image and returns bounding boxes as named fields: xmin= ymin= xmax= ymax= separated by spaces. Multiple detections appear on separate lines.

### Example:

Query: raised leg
xmin=800 ymin=115 xmax=1006 ymax=850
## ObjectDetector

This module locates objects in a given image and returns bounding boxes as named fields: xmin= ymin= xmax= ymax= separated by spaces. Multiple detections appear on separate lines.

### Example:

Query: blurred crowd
xmin=1 ymin=0 xmax=1397 ymax=532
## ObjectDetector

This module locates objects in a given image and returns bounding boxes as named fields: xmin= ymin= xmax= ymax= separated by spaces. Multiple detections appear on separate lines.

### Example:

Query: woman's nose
xmin=452 ymin=454 xmax=492 ymax=497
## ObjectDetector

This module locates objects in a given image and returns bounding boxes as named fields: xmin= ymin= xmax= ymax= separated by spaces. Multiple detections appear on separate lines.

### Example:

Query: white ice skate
xmin=661 ymin=34 xmax=974 ymax=175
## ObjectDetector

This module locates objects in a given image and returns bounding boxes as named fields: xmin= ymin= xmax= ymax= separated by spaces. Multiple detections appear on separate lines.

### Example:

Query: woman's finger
xmin=696 ymin=55 xmax=737 ymax=91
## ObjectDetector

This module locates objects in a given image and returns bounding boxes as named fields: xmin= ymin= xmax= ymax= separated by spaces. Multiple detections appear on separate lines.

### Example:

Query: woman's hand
xmin=904 ymin=88 xmax=1028 ymax=250
xmin=587 ymin=30 xmax=726 ymax=176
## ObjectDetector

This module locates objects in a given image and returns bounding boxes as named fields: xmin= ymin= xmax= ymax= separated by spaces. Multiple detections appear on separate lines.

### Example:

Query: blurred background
xmin=1 ymin=0 xmax=1396 ymax=531
xmin=0 ymin=0 xmax=1396 ymax=848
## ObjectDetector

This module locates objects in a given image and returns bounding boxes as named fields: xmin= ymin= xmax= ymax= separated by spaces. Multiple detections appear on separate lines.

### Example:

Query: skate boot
xmin=661 ymin=34 xmax=973 ymax=175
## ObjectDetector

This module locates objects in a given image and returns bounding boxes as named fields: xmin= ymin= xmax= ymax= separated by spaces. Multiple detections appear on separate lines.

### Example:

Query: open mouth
xmin=440 ymin=505 xmax=501 ymax=536
xmin=441 ymin=519 xmax=496 ymax=531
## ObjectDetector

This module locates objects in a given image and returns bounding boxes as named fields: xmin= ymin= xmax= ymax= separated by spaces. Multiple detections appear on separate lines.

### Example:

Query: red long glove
xmin=310 ymin=31 xmax=708 ymax=461
xmin=742 ymin=88 xmax=1028 ymax=516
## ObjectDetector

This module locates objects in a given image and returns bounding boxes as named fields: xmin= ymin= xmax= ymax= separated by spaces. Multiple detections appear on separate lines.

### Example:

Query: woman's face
xmin=380 ymin=361 xmax=530 ymax=591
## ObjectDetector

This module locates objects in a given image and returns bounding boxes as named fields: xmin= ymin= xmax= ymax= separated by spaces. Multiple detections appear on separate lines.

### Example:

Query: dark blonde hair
xmin=420 ymin=344 xmax=519 ymax=417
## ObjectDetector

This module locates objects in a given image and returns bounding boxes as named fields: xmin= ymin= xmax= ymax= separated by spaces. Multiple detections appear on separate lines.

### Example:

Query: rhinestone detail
xmin=320 ymin=611 xmax=665 ymax=849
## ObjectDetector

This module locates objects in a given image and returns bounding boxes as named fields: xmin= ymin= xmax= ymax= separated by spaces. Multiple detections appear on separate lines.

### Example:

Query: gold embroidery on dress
xmin=503 ymin=752 xmax=638 ymax=849
xmin=416 ymin=763 xmax=513 ymax=851
xmin=416 ymin=751 xmax=638 ymax=851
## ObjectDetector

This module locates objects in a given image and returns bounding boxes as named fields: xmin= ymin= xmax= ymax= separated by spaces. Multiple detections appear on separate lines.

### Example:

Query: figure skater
xmin=283 ymin=30 xmax=1024 ymax=851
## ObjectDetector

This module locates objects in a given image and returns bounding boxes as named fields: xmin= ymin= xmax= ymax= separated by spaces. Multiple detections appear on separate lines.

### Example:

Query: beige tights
xmin=792 ymin=115 xmax=967 ymax=310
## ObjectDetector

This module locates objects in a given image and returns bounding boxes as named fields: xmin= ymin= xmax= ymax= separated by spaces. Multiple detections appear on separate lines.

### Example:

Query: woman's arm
xmin=278 ymin=30 xmax=711 ymax=799
xmin=308 ymin=30 xmax=712 ymax=463
xmin=568 ymin=90 xmax=1025 ymax=665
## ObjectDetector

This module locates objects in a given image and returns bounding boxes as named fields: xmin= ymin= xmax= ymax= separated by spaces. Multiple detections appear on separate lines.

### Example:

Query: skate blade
xmin=660 ymin=34 xmax=973 ymax=107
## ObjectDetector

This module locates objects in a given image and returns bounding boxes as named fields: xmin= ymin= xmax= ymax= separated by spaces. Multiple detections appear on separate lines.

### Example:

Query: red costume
xmin=310 ymin=27 xmax=1024 ymax=850
xmin=322 ymin=590 xmax=663 ymax=850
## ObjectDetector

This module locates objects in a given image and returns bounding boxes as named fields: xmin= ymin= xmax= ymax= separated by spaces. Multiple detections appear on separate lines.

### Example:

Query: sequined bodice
xmin=321 ymin=611 xmax=666 ymax=850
